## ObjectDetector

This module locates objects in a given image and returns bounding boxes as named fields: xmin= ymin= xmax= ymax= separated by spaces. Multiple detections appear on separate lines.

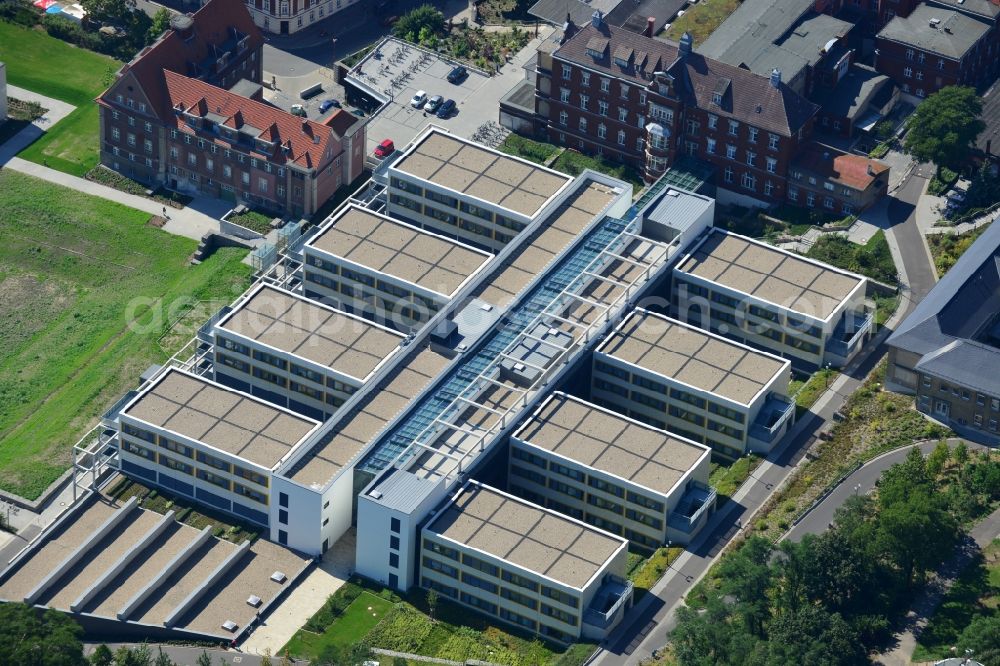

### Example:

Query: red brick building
xmin=788 ymin=144 xmax=890 ymax=214
xmin=96 ymin=0 xmax=365 ymax=217
xmin=532 ymin=14 xmax=820 ymax=206
xmin=875 ymin=3 xmax=998 ymax=98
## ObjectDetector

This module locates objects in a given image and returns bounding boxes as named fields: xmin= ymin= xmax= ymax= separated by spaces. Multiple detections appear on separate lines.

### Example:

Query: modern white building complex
xmin=212 ymin=284 xmax=406 ymax=420
xmin=386 ymin=129 xmax=574 ymax=252
xmin=302 ymin=202 xmax=493 ymax=331
xmin=672 ymin=229 xmax=871 ymax=369
xmin=594 ymin=310 xmax=794 ymax=461
xmin=24 ymin=125 xmax=873 ymax=647
xmin=420 ymin=481 xmax=631 ymax=644
xmin=509 ymin=393 xmax=714 ymax=549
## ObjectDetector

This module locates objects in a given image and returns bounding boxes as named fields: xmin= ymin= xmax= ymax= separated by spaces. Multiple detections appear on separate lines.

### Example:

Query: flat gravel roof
xmin=515 ymin=393 xmax=708 ymax=495
xmin=393 ymin=130 xmax=572 ymax=218
xmin=123 ymin=369 xmax=317 ymax=469
xmin=308 ymin=204 xmax=491 ymax=297
xmin=427 ymin=482 xmax=624 ymax=589
xmin=676 ymin=230 xmax=863 ymax=320
xmin=218 ymin=285 xmax=404 ymax=381
xmin=598 ymin=310 xmax=787 ymax=405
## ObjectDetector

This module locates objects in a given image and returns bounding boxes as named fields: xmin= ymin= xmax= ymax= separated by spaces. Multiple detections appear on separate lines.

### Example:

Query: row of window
xmin=303 ymin=271 xmax=439 ymax=323
xmin=388 ymin=194 xmax=519 ymax=246
xmin=217 ymin=353 xmax=349 ymax=409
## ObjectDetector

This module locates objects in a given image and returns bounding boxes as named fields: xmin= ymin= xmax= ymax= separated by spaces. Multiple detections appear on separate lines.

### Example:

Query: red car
xmin=374 ymin=139 xmax=395 ymax=158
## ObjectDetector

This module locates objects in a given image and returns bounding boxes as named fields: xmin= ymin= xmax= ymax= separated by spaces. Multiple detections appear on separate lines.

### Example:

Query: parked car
xmin=447 ymin=65 xmax=468 ymax=84
xmin=410 ymin=90 xmax=427 ymax=108
xmin=318 ymin=98 xmax=341 ymax=113
xmin=374 ymin=139 xmax=395 ymax=158
xmin=290 ymin=104 xmax=307 ymax=117
xmin=425 ymin=95 xmax=444 ymax=113
xmin=436 ymin=99 xmax=456 ymax=118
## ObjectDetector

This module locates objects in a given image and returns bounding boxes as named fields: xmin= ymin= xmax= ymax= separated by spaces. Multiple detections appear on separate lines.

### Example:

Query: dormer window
xmin=614 ymin=56 xmax=628 ymax=67
xmin=586 ymin=48 xmax=603 ymax=58
xmin=712 ymin=92 xmax=723 ymax=105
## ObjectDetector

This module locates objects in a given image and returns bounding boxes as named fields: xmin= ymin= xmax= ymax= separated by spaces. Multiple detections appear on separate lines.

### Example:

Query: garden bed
xmin=805 ymin=230 xmax=897 ymax=284
xmin=498 ymin=134 xmax=560 ymax=165
xmin=226 ymin=209 xmax=278 ymax=235
xmin=927 ymin=222 xmax=992 ymax=277
xmin=662 ymin=0 xmax=741 ymax=44
xmin=85 ymin=166 xmax=192 ymax=209
xmin=550 ymin=149 xmax=644 ymax=192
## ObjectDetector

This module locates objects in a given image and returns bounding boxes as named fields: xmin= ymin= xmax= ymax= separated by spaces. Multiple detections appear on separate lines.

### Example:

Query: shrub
xmin=365 ymin=605 xmax=434 ymax=652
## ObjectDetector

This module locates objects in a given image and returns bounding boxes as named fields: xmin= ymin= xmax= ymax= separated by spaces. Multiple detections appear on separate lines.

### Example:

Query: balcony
xmin=749 ymin=394 xmax=795 ymax=446
xmin=827 ymin=308 xmax=874 ymax=361
xmin=668 ymin=482 xmax=716 ymax=538
xmin=582 ymin=574 xmax=633 ymax=638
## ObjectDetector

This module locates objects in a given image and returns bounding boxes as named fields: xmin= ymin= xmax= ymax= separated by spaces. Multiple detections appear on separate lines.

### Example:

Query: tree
xmin=926 ymin=440 xmax=950 ymax=477
xmin=903 ymin=86 xmax=985 ymax=171
xmin=79 ymin=0 xmax=135 ymax=24
xmin=716 ymin=536 xmax=774 ymax=637
xmin=153 ymin=649 xmax=173 ymax=666
xmin=426 ymin=588 xmax=439 ymax=621
xmin=967 ymin=160 xmax=1000 ymax=208
xmin=260 ymin=649 xmax=272 ymax=666
xmin=0 ymin=603 xmax=86 ymax=666
xmin=954 ymin=441 xmax=970 ymax=466
xmin=760 ymin=605 xmax=867 ymax=666
xmin=957 ymin=614 xmax=1000 ymax=665
xmin=876 ymin=489 xmax=958 ymax=588
xmin=147 ymin=7 xmax=171 ymax=42
xmin=114 ymin=644 xmax=151 ymax=666
xmin=392 ymin=4 xmax=445 ymax=43
xmin=670 ymin=595 xmax=758 ymax=665
xmin=195 ymin=652 xmax=212 ymax=666
xmin=90 ymin=646 xmax=114 ymax=666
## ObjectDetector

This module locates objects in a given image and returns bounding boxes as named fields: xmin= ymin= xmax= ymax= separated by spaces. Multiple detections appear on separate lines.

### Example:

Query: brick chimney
xmin=645 ymin=16 xmax=656 ymax=37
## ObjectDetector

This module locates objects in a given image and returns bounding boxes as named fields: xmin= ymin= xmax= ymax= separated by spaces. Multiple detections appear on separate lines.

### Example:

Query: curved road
xmin=785 ymin=439 xmax=988 ymax=542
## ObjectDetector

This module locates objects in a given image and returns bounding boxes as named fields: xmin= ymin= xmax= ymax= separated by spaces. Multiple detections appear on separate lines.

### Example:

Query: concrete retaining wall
xmin=163 ymin=539 xmax=251 ymax=628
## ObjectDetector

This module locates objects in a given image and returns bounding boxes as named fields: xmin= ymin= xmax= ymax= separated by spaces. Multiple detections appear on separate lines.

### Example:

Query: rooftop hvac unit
xmin=247 ymin=595 xmax=262 ymax=607
xmin=221 ymin=620 xmax=239 ymax=632
xmin=270 ymin=571 xmax=287 ymax=584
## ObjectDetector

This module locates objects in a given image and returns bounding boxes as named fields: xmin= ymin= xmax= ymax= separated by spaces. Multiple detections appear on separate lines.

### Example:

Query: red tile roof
xmin=794 ymin=144 xmax=890 ymax=190
xmin=162 ymin=70 xmax=341 ymax=169
xmin=98 ymin=0 xmax=264 ymax=122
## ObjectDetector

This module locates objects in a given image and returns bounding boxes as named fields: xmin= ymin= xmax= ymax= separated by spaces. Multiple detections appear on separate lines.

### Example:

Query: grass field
xmin=0 ymin=21 xmax=118 ymax=176
xmin=912 ymin=539 xmax=1000 ymax=662
xmin=282 ymin=591 xmax=393 ymax=660
xmin=0 ymin=171 xmax=252 ymax=499
xmin=662 ymin=0 xmax=741 ymax=44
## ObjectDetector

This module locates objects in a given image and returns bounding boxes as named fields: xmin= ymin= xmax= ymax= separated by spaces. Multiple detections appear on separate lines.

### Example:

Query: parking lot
xmin=346 ymin=38 xmax=495 ymax=155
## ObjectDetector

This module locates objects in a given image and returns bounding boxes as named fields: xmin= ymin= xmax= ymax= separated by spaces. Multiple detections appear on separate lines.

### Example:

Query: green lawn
xmin=282 ymin=591 xmax=393 ymax=660
xmin=0 ymin=21 xmax=118 ymax=176
xmin=792 ymin=368 xmax=839 ymax=416
xmin=0 ymin=171 xmax=252 ymax=499
xmin=283 ymin=579 xmax=594 ymax=665
xmin=550 ymin=149 xmax=644 ymax=193
xmin=806 ymin=230 xmax=898 ymax=285
xmin=498 ymin=134 xmax=560 ymax=165
xmin=913 ymin=539 xmax=1000 ymax=662
xmin=629 ymin=546 xmax=684 ymax=601
xmin=709 ymin=454 xmax=762 ymax=502
xmin=662 ymin=0 xmax=741 ymax=44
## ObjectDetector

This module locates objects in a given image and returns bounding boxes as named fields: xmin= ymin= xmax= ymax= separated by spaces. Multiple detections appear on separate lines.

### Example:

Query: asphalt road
xmin=593 ymin=171 xmax=938 ymax=665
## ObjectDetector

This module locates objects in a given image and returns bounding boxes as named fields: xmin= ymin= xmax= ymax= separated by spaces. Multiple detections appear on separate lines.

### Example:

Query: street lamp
xmin=824 ymin=362 xmax=832 ymax=388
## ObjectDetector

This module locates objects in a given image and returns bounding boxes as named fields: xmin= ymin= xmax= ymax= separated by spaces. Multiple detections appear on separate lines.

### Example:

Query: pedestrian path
xmin=1 ymin=87 xmax=221 ymax=241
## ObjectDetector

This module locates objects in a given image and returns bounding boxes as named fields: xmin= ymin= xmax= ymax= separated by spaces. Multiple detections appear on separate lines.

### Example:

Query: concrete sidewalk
xmin=1 ymin=87 xmax=222 ymax=241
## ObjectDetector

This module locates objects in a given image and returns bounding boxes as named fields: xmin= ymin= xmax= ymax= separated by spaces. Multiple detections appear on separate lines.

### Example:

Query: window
xmin=278 ymin=530 xmax=287 ymax=545
xmin=259 ymin=177 xmax=268 ymax=193
xmin=391 ymin=517 xmax=400 ymax=533
xmin=620 ymin=83 xmax=629 ymax=98
xmin=617 ymin=130 xmax=625 ymax=145
xmin=904 ymin=67 xmax=912 ymax=78
xmin=788 ymin=186 xmax=799 ymax=201
xmin=581 ymin=71 xmax=590 ymax=85
xmin=746 ymin=151 xmax=756 ymax=167
xmin=579 ymin=94 xmax=589 ymax=111
xmin=766 ymin=157 xmax=776 ymax=173
xmin=724 ymin=166 xmax=733 ymax=183
xmin=597 ymin=123 xmax=606 ymax=139
xmin=707 ymin=114 xmax=718 ymax=130
xmin=706 ymin=138 xmax=716 ymax=154
xmin=748 ymin=127 xmax=758 ymax=143
xmin=741 ymin=172 xmax=756 ymax=191
xmin=768 ymin=134 xmax=779 ymax=150
xmin=278 ymin=509 xmax=288 ymax=524
xmin=127 ymin=133 xmax=136 ymax=147
xmin=726 ymin=144 xmax=736 ymax=160
xmin=223 ymin=165 xmax=232 ymax=178
xmin=112 ymin=127 xmax=120 ymax=140
xmin=806 ymin=192 xmax=816 ymax=207
xmin=389 ymin=553 xmax=399 ymax=568
xmin=559 ymin=110 xmax=568 ymax=126
xmin=560 ymin=88 xmax=569 ymax=103
xmin=824 ymin=196 xmax=835 ymax=209
xmin=906 ymin=48 xmax=914 ymax=60
xmin=578 ymin=117 xmax=587 ymax=132
xmin=937 ymin=58 xmax=945 ymax=70
xmin=598 ymin=100 xmax=608 ymax=116
xmin=618 ymin=107 xmax=628 ymax=122
xmin=764 ymin=180 xmax=774 ymax=196
xmin=561 ymin=64 xmax=571 ymax=79
xmin=636 ymin=137 xmax=644 ymax=152
xmin=600 ymin=77 xmax=610 ymax=92
xmin=917 ymin=89 xmax=925 ymax=98
xmin=187 ymin=153 xmax=196 ymax=166
xmin=728 ymin=119 xmax=739 ymax=135
xmin=712 ymin=92 xmax=723 ymax=105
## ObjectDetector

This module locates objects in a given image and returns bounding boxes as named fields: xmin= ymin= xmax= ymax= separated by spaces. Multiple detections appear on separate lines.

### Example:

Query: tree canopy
xmin=0 ymin=603 xmax=85 ymax=666
xmin=392 ymin=4 xmax=445 ymax=43
xmin=903 ymin=86 xmax=985 ymax=171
